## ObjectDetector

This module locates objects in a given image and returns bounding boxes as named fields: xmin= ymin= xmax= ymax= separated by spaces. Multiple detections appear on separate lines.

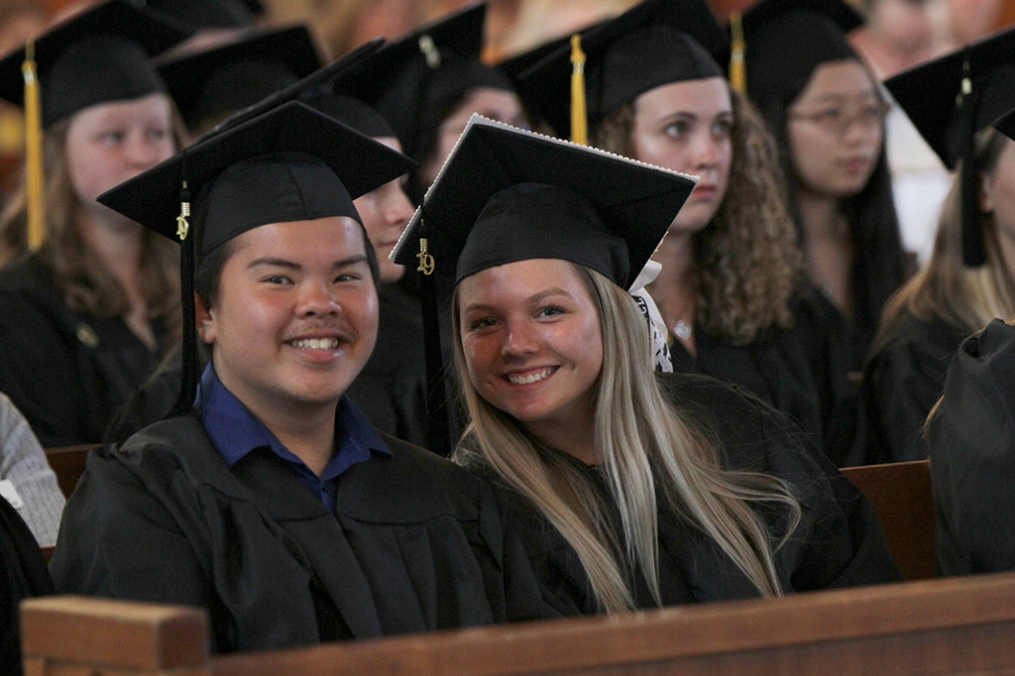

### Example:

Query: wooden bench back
xmin=22 ymin=573 xmax=1015 ymax=676
xmin=44 ymin=444 xmax=97 ymax=498
xmin=841 ymin=460 xmax=936 ymax=580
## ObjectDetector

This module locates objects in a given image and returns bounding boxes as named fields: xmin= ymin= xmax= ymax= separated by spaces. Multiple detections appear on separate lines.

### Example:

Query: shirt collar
xmin=195 ymin=362 xmax=391 ymax=472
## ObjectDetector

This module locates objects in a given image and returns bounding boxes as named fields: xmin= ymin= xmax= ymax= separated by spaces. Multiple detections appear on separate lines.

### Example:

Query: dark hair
xmin=194 ymin=221 xmax=380 ymax=309
xmin=756 ymin=60 xmax=908 ymax=338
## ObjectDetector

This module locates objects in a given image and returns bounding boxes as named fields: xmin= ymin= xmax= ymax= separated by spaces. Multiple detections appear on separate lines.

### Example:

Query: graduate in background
xmin=864 ymin=27 xmax=1015 ymax=464
xmin=157 ymin=24 xmax=324 ymax=137
xmin=0 ymin=1 xmax=188 ymax=446
xmin=53 ymin=102 xmax=555 ymax=652
xmin=394 ymin=116 xmax=899 ymax=615
xmin=338 ymin=4 xmax=527 ymax=204
xmin=743 ymin=0 xmax=909 ymax=370
xmin=928 ymin=97 xmax=1015 ymax=574
xmin=517 ymin=0 xmax=864 ymax=467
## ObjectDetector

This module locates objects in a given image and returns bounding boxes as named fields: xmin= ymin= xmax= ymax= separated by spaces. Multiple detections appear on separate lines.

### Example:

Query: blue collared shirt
xmin=195 ymin=363 xmax=391 ymax=511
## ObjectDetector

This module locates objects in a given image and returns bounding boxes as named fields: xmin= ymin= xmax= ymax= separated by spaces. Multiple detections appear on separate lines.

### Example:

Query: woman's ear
xmin=194 ymin=292 xmax=216 ymax=345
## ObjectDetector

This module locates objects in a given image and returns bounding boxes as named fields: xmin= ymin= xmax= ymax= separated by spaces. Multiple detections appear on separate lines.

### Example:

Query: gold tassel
xmin=22 ymin=39 xmax=45 ymax=251
xmin=729 ymin=12 xmax=747 ymax=95
xmin=570 ymin=34 xmax=587 ymax=146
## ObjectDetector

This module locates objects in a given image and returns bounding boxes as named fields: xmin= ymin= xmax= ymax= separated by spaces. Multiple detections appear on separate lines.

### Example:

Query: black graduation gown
xmin=345 ymin=281 xmax=427 ymax=447
xmin=1 ymin=493 xmax=53 ymax=676
xmin=671 ymin=290 xmax=865 ymax=467
xmin=0 ymin=257 xmax=167 ymax=446
xmin=862 ymin=312 xmax=967 ymax=464
xmin=462 ymin=373 xmax=901 ymax=615
xmin=51 ymin=413 xmax=557 ymax=653
xmin=927 ymin=318 xmax=1015 ymax=576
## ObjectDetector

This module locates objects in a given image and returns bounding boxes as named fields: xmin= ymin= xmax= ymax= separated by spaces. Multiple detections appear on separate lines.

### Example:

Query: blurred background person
xmin=864 ymin=28 xmax=1015 ymax=464
xmin=0 ymin=2 xmax=187 ymax=445
xmin=744 ymin=0 xmax=908 ymax=373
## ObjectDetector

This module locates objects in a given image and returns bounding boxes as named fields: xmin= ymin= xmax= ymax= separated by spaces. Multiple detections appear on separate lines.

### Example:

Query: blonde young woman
xmin=519 ymin=0 xmax=863 ymax=466
xmin=0 ymin=2 xmax=185 ymax=446
xmin=863 ymin=29 xmax=1015 ymax=464
xmin=395 ymin=117 xmax=899 ymax=615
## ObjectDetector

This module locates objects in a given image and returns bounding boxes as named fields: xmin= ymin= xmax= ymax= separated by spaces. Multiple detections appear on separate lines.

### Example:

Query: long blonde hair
xmin=593 ymin=88 xmax=803 ymax=344
xmin=872 ymin=127 xmax=1015 ymax=356
xmin=0 ymin=106 xmax=184 ymax=335
xmin=452 ymin=264 xmax=800 ymax=612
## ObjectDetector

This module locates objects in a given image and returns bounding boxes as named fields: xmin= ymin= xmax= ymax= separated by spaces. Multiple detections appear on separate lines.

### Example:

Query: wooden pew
xmin=22 ymin=572 xmax=1015 ymax=676
xmin=43 ymin=444 xmax=97 ymax=499
xmin=841 ymin=460 xmax=936 ymax=581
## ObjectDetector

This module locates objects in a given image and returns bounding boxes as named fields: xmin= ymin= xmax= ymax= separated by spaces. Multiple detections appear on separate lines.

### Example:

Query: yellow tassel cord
xmin=729 ymin=12 xmax=747 ymax=95
xmin=22 ymin=39 xmax=45 ymax=251
xmin=570 ymin=34 xmax=588 ymax=146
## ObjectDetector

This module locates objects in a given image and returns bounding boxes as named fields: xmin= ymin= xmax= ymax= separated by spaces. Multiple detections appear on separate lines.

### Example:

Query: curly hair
xmin=592 ymin=88 xmax=802 ymax=344
xmin=0 ymin=108 xmax=185 ymax=337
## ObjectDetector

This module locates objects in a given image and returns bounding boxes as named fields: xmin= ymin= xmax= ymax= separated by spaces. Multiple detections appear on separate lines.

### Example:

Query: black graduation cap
xmin=497 ymin=22 xmax=602 ymax=86
xmin=515 ymin=0 xmax=727 ymax=141
xmin=391 ymin=115 xmax=696 ymax=452
xmin=302 ymin=94 xmax=397 ymax=141
xmin=0 ymin=0 xmax=189 ymax=127
xmin=331 ymin=3 xmax=516 ymax=161
xmin=157 ymin=24 xmax=323 ymax=132
xmin=97 ymin=101 xmax=416 ymax=414
xmin=741 ymin=0 xmax=863 ymax=106
xmin=199 ymin=37 xmax=385 ymax=140
xmin=885 ymin=26 xmax=1015 ymax=267
xmin=393 ymin=115 xmax=697 ymax=285
xmin=138 ymin=0 xmax=258 ymax=31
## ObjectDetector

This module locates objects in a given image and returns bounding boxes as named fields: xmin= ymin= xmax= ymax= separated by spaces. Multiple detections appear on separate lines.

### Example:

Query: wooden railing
xmin=22 ymin=572 xmax=1015 ymax=676
xmin=43 ymin=444 xmax=96 ymax=499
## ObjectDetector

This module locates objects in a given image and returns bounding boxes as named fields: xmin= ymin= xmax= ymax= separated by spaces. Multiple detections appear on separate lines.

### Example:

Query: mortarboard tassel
xmin=172 ymin=174 xmax=199 ymax=415
xmin=570 ymin=34 xmax=588 ymax=146
xmin=22 ymin=40 xmax=45 ymax=251
xmin=729 ymin=12 xmax=747 ymax=95
xmin=417 ymin=219 xmax=452 ymax=456
xmin=957 ymin=54 xmax=986 ymax=267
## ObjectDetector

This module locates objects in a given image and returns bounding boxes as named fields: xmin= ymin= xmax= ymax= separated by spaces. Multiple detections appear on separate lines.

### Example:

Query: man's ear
xmin=195 ymin=293 xmax=216 ymax=344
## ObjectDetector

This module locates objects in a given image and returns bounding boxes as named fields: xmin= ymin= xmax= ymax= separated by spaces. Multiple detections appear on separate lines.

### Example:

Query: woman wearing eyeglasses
xmin=746 ymin=0 xmax=909 ymax=372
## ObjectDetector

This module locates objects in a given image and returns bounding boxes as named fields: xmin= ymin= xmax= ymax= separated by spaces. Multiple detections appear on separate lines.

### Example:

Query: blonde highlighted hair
xmin=452 ymin=264 xmax=800 ymax=612
xmin=592 ymin=88 xmax=802 ymax=344
xmin=872 ymin=127 xmax=1015 ymax=356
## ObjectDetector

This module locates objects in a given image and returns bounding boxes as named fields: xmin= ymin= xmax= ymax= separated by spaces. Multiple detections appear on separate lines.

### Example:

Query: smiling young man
xmin=50 ymin=102 xmax=554 ymax=652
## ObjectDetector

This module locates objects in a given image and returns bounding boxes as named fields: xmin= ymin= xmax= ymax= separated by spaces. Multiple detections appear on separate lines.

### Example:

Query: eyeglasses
xmin=788 ymin=101 xmax=890 ymax=136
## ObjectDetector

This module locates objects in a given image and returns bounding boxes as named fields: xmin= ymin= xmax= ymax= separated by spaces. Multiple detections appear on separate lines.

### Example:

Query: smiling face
xmin=457 ymin=258 xmax=603 ymax=443
xmin=629 ymin=77 xmax=733 ymax=233
xmin=64 ymin=93 xmax=176 ymax=214
xmin=353 ymin=136 xmax=415 ymax=283
xmin=197 ymin=216 xmax=379 ymax=418
xmin=786 ymin=59 xmax=885 ymax=200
